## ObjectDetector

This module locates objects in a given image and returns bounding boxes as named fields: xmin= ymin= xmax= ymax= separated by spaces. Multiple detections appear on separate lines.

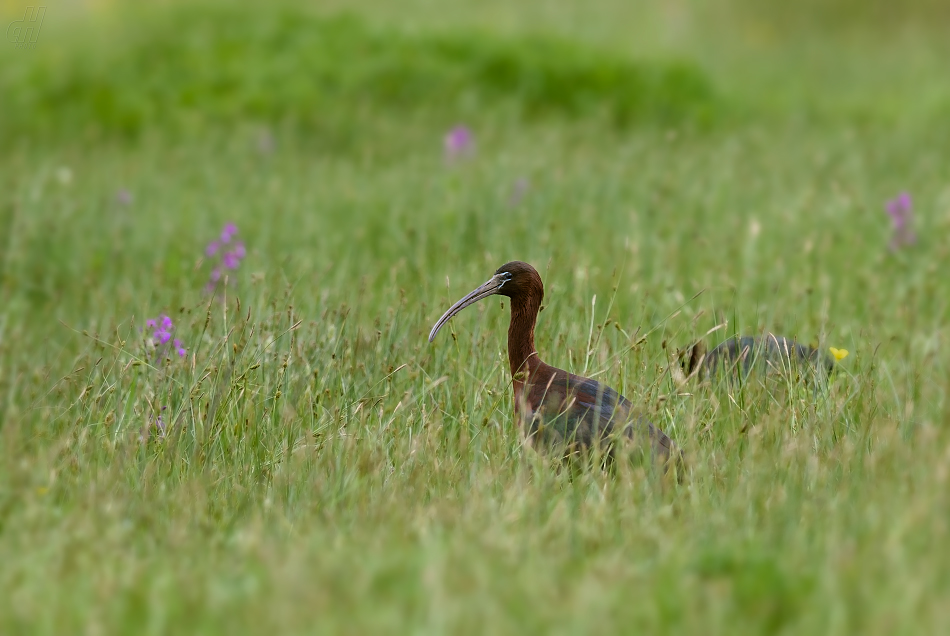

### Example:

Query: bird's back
xmin=520 ymin=363 xmax=679 ymax=467
xmin=701 ymin=335 xmax=835 ymax=382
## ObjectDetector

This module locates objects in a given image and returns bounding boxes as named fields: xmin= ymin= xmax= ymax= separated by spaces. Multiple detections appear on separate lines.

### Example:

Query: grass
xmin=2 ymin=0 xmax=950 ymax=633
xmin=0 ymin=4 xmax=716 ymax=142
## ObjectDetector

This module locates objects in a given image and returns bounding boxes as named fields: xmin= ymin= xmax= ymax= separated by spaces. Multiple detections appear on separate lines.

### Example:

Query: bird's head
xmin=677 ymin=340 xmax=707 ymax=379
xmin=428 ymin=261 xmax=543 ymax=343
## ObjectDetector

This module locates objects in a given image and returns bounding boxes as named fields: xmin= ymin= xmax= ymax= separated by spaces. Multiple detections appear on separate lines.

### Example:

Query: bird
xmin=678 ymin=335 xmax=837 ymax=384
xmin=428 ymin=260 xmax=681 ymax=472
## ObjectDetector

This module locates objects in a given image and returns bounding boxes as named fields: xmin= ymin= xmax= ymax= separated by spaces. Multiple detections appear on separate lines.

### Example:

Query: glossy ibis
xmin=679 ymin=335 xmax=839 ymax=384
xmin=429 ymin=261 xmax=681 ymax=471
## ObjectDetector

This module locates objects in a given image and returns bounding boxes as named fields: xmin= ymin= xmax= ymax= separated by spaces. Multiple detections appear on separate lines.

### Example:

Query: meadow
xmin=1 ymin=1 xmax=950 ymax=633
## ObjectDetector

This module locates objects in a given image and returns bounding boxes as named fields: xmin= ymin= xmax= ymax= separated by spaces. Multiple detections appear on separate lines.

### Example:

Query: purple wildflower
xmin=222 ymin=251 xmax=240 ymax=269
xmin=115 ymin=189 xmax=133 ymax=206
xmin=204 ymin=224 xmax=246 ymax=293
xmin=444 ymin=125 xmax=474 ymax=161
xmin=144 ymin=314 xmax=186 ymax=362
xmin=221 ymin=223 xmax=238 ymax=243
xmin=885 ymin=192 xmax=916 ymax=250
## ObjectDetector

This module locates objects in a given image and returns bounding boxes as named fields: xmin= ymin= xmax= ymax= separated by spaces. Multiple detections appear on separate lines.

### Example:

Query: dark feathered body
xmin=681 ymin=335 xmax=836 ymax=383
xmin=514 ymin=360 xmax=678 ymax=462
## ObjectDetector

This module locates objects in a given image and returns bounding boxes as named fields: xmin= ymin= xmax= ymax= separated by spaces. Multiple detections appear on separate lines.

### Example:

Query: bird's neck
xmin=507 ymin=296 xmax=540 ymax=379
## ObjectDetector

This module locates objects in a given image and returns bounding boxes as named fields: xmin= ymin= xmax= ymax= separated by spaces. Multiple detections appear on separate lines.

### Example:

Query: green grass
xmin=0 ymin=4 xmax=715 ymax=142
xmin=2 ymin=0 xmax=950 ymax=633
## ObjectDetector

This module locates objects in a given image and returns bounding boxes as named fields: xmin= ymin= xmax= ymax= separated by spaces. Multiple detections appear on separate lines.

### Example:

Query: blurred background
xmin=3 ymin=0 xmax=949 ymax=323
xmin=3 ymin=0 xmax=950 ymax=147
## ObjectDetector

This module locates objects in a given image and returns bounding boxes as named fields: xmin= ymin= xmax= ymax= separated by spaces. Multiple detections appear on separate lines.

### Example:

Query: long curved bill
xmin=428 ymin=273 xmax=508 ymax=343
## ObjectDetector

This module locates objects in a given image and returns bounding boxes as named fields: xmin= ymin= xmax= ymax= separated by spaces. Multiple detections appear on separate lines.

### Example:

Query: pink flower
xmin=204 ymin=224 xmax=247 ymax=292
xmin=222 ymin=253 xmax=237 ymax=269
xmin=444 ymin=126 xmax=474 ymax=160
xmin=885 ymin=192 xmax=916 ymax=250
xmin=154 ymin=330 xmax=171 ymax=345
xmin=144 ymin=315 xmax=186 ymax=362
xmin=221 ymin=223 xmax=238 ymax=243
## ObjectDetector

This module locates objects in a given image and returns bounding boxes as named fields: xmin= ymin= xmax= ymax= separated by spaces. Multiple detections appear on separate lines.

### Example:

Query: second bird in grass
xmin=678 ymin=335 xmax=838 ymax=384
xmin=429 ymin=261 xmax=681 ymax=472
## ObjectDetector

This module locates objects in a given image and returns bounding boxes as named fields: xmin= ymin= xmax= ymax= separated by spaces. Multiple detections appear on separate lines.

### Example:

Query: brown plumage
xmin=429 ymin=261 xmax=681 ymax=471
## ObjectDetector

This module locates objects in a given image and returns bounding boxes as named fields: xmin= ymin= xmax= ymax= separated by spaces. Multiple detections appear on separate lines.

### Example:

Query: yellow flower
xmin=829 ymin=347 xmax=849 ymax=362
